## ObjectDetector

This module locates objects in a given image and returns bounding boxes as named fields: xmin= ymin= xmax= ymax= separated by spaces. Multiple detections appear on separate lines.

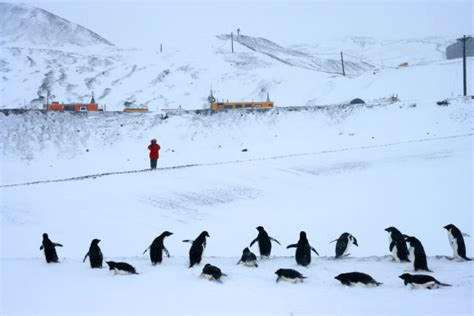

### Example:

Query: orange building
xmin=47 ymin=93 xmax=100 ymax=111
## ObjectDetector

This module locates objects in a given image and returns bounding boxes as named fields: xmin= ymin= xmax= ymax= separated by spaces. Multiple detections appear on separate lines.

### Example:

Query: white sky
xmin=8 ymin=0 xmax=474 ymax=49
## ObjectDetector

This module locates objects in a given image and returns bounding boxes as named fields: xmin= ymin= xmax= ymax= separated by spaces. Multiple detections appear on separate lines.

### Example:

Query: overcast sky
xmin=11 ymin=0 xmax=474 ymax=49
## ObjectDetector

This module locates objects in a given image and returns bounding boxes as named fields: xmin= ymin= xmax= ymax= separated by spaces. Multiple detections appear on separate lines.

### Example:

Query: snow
xmin=1 ymin=2 xmax=473 ymax=315
xmin=1 ymin=99 xmax=473 ymax=315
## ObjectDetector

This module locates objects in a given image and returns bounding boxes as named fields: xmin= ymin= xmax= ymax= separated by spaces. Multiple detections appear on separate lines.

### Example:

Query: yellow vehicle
xmin=210 ymin=101 xmax=274 ymax=111
xmin=208 ymin=89 xmax=274 ymax=111
xmin=123 ymin=107 xmax=149 ymax=113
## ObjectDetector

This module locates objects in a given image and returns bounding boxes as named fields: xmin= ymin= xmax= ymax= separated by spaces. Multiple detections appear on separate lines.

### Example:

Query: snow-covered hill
xmin=0 ymin=3 xmax=468 ymax=111
xmin=0 ymin=2 xmax=113 ymax=48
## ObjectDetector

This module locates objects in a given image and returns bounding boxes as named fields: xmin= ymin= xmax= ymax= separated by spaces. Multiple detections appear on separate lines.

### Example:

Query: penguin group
xmin=39 ymin=223 xmax=470 ymax=288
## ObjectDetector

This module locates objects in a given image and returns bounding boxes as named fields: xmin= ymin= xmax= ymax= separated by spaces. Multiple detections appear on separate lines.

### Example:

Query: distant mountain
xmin=0 ymin=2 xmax=113 ymax=48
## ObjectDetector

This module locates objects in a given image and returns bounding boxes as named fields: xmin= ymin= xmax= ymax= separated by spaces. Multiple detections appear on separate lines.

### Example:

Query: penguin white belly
xmin=280 ymin=276 xmax=303 ymax=283
xmin=409 ymin=247 xmax=415 ymax=269
xmin=343 ymin=243 xmax=352 ymax=256
xmin=113 ymin=269 xmax=132 ymax=275
xmin=447 ymin=232 xmax=459 ymax=258
xmin=391 ymin=244 xmax=400 ymax=262
xmin=412 ymin=281 xmax=438 ymax=289
xmin=200 ymin=273 xmax=213 ymax=280
xmin=243 ymin=260 xmax=257 ymax=267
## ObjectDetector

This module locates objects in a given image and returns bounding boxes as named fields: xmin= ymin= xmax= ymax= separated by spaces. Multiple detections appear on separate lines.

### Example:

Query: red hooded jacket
xmin=148 ymin=141 xmax=160 ymax=159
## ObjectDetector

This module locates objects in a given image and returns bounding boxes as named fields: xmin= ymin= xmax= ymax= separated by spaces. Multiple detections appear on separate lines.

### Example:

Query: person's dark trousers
xmin=150 ymin=159 xmax=157 ymax=169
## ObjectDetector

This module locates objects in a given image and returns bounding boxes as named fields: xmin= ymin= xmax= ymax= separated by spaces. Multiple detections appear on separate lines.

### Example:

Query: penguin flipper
xmin=311 ymin=247 xmax=320 ymax=256
xmin=249 ymin=237 xmax=258 ymax=247
xmin=163 ymin=246 xmax=170 ymax=257
xmin=462 ymin=233 xmax=470 ymax=237
xmin=270 ymin=237 xmax=281 ymax=245
xmin=143 ymin=246 xmax=150 ymax=255
xmin=40 ymin=245 xmax=44 ymax=250
xmin=54 ymin=243 xmax=63 ymax=247
xmin=182 ymin=240 xmax=194 ymax=243
xmin=83 ymin=252 xmax=89 ymax=263
xmin=287 ymin=244 xmax=297 ymax=249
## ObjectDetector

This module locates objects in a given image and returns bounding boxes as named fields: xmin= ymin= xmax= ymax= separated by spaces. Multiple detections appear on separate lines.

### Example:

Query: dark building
xmin=446 ymin=37 xmax=473 ymax=60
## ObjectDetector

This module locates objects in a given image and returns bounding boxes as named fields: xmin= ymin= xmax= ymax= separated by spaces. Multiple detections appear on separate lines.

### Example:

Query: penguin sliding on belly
xmin=334 ymin=272 xmax=382 ymax=287
xmin=237 ymin=247 xmax=258 ymax=267
xmin=106 ymin=261 xmax=138 ymax=275
xmin=443 ymin=224 xmax=471 ymax=261
xmin=275 ymin=268 xmax=307 ymax=283
xmin=399 ymin=273 xmax=451 ymax=289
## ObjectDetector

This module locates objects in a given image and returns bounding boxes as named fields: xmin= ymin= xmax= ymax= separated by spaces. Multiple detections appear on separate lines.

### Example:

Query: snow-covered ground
xmin=1 ymin=98 xmax=473 ymax=315
xmin=1 ymin=2 xmax=473 ymax=315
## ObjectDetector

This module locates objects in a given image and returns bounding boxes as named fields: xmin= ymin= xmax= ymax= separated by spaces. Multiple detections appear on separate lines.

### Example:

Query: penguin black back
xmin=83 ymin=238 xmax=103 ymax=268
xmin=201 ymin=263 xmax=226 ymax=282
xmin=334 ymin=232 xmax=358 ymax=258
xmin=106 ymin=261 xmax=138 ymax=275
xmin=185 ymin=231 xmax=210 ymax=268
xmin=40 ymin=233 xmax=63 ymax=263
xmin=405 ymin=236 xmax=431 ymax=272
xmin=385 ymin=227 xmax=409 ymax=262
xmin=238 ymin=247 xmax=258 ymax=267
xmin=287 ymin=231 xmax=319 ymax=267
xmin=275 ymin=268 xmax=306 ymax=283
xmin=334 ymin=272 xmax=382 ymax=287
xmin=443 ymin=224 xmax=470 ymax=261
xmin=399 ymin=273 xmax=451 ymax=289
xmin=249 ymin=226 xmax=280 ymax=258
xmin=144 ymin=231 xmax=173 ymax=265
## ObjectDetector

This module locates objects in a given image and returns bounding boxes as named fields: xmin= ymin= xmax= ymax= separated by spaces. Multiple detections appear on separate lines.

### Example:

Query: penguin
xmin=182 ymin=231 xmax=210 ymax=268
xmin=237 ymin=247 xmax=258 ymax=267
xmin=143 ymin=231 xmax=173 ymax=265
xmin=200 ymin=263 xmax=227 ymax=283
xmin=249 ymin=226 xmax=281 ymax=258
xmin=287 ymin=231 xmax=319 ymax=267
xmin=405 ymin=236 xmax=432 ymax=272
xmin=331 ymin=232 xmax=358 ymax=258
xmin=83 ymin=239 xmax=103 ymax=268
xmin=275 ymin=268 xmax=307 ymax=283
xmin=334 ymin=272 xmax=382 ymax=287
xmin=106 ymin=261 xmax=138 ymax=275
xmin=385 ymin=227 xmax=410 ymax=262
xmin=443 ymin=224 xmax=471 ymax=261
xmin=399 ymin=273 xmax=451 ymax=289
xmin=39 ymin=233 xmax=63 ymax=263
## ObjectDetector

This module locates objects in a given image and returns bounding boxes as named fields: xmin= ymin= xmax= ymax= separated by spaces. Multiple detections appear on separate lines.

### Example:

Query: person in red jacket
xmin=148 ymin=139 xmax=161 ymax=169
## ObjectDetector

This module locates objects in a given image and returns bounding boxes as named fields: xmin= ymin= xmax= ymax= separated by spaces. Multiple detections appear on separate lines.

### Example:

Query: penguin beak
xmin=354 ymin=240 xmax=359 ymax=247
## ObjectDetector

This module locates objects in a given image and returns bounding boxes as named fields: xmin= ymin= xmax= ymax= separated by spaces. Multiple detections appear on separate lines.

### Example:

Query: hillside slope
xmin=0 ymin=2 xmax=114 ymax=48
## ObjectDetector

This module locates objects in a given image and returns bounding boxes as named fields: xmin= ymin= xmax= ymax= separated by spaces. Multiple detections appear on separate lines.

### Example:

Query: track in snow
xmin=1 ymin=133 xmax=471 ymax=188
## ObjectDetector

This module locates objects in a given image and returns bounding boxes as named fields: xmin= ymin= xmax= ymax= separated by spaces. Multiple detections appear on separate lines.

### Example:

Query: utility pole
xmin=231 ymin=32 xmax=234 ymax=53
xmin=340 ymin=52 xmax=345 ymax=76
xmin=457 ymin=35 xmax=471 ymax=96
